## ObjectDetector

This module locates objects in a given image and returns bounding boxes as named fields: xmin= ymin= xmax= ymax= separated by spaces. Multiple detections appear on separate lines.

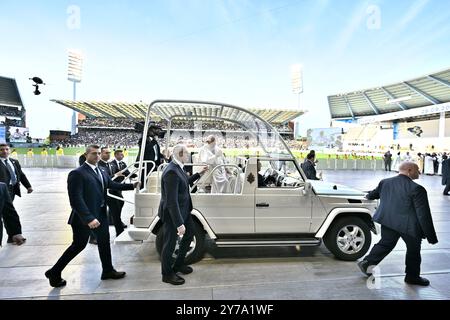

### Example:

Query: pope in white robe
xmin=197 ymin=136 xmax=230 ymax=193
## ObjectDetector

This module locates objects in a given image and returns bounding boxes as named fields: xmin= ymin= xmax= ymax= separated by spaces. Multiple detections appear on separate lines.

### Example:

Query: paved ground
xmin=0 ymin=169 xmax=449 ymax=300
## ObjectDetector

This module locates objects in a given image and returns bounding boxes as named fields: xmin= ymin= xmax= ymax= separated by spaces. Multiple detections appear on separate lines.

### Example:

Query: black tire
xmin=155 ymin=221 xmax=206 ymax=265
xmin=323 ymin=216 xmax=371 ymax=261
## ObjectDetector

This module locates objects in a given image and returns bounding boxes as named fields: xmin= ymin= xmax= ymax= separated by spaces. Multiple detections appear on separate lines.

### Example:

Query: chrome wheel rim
xmin=336 ymin=225 xmax=365 ymax=254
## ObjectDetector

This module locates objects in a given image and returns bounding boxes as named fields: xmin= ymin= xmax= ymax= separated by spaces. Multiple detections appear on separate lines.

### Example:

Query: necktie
xmin=3 ymin=159 xmax=17 ymax=185
xmin=94 ymin=167 xmax=104 ymax=190
xmin=95 ymin=167 xmax=106 ymax=207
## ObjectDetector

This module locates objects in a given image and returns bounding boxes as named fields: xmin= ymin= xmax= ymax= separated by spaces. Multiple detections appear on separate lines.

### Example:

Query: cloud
xmin=397 ymin=0 xmax=431 ymax=29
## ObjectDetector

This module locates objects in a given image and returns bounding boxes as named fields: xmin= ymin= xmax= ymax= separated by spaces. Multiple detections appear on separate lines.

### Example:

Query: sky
xmin=1 ymin=0 xmax=450 ymax=138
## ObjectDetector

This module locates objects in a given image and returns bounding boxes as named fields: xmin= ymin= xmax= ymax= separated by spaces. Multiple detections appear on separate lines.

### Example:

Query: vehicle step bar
xmin=215 ymin=239 xmax=321 ymax=247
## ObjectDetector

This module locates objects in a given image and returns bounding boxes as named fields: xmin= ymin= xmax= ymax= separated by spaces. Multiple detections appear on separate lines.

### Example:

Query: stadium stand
xmin=52 ymin=100 xmax=303 ymax=124
xmin=0 ymin=76 xmax=26 ymax=141
xmin=328 ymin=68 xmax=450 ymax=119
xmin=52 ymin=101 xmax=302 ymax=148
xmin=0 ymin=77 xmax=26 ymax=142
xmin=329 ymin=68 xmax=450 ymax=155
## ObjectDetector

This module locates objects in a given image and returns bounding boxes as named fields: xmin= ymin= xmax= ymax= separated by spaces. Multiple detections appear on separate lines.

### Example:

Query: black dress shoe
xmin=443 ymin=193 xmax=450 ymax=196
xmin=173 ymin=265 xmax=193 ymax=275
xmin=7 ymin=235 xmax=26 ymax=245
xmin=357 ymin=260 xmax=372 ymax=276
xmin=45 ymin=270 xmax=67 ymax=288
xmin=122 ymin=223 xmax=128 ymax=229
xmin=405 ymin=276 xmax=430 ymax=286
xmin=162 ymin=273 xmax=185 ymax=285
xmin=101 ymin=269 xmax=126 ymax=280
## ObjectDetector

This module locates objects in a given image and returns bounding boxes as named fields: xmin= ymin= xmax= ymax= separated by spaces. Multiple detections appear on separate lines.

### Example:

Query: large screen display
xmin=306 ymin=127 xmax=343 ymax=151
xmin=9 ymin=126 xmax=29 ymax=143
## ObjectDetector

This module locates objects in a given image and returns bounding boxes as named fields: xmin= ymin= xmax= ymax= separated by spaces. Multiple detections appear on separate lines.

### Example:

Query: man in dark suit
xmin=442 ymin=155 xmax=450 ymax=196
xmin=45 ymin=144 xmax=139 ymax=288
xmin=98 ymin=147 xmax=113 ymax=176
xmin=109 ymin=149 xmax=137 ymax=236
xmin=78 ymin=151 xmax=87 ymax=166
xmin=0 ymin=143 xmax=31 ymax=245
xmin=158 ymin=144 xmax=206 ymax=285
xmin=383 ymin=150 xmax=393 ymax=171
xmin=136 ymin=125 xmax=166 ymax=188
xmin=0 ymin=182 xmax=22 ymax=247
xmin=301 ymin=153 xmax=320 ymax=180
xmin=98 ymin=146 xmax=114 ymax=231
xmin=357 ymin=162 xmax=438 ymax=286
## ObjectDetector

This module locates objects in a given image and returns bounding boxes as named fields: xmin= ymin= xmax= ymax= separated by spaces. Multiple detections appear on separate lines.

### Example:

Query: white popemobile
xmin=113 ymin=100 xmax=378 ymax=264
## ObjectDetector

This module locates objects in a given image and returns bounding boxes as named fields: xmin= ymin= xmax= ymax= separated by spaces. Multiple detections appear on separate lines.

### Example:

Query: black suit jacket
xmin=0 ymin=182 xmax=21 ymax=246
xmin=109 ymin=160 xmax=137 ymax=196
xmin=301 ymin=160 xmax=319 ymax=180
xmin=136 ymin=138 xmax=164 ymax=167
xmin=98 ymin=160 xmax=112 ymax=177
xmin=110 ymin=160 xmax=136 ymax=183
xmin=366 ymin=174 xmax=438 ymax=242
xmin=78 ymin=154 xmax=86 ymax=166
xmin=158 ymin=161 xmax=200 ymax=229
xmin=0 ymin=158 xmax=32 ymax=197
xmin=442 ymin=159 xmax=450 ymax=185
xmin=67 ymin=163 xmax=135 ymax=225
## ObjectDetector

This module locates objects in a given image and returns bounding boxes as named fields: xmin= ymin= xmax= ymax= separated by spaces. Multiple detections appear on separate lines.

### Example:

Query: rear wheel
xmin=155 ymin=221 xmax=206 ymax=265
xmin=323 ymin=216 xmax=371 ymax=261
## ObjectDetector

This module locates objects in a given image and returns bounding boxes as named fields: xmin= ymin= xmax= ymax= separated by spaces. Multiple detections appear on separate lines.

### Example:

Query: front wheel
xmin=155 ymin=221 xmax=206 ymax=265
xmin=323 ymin=216 xmax=372 ymax=261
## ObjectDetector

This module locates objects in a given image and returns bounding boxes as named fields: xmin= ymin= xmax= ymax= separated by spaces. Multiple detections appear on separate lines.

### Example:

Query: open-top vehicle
xmin=114 ymin=100 xmax=378 ymax=263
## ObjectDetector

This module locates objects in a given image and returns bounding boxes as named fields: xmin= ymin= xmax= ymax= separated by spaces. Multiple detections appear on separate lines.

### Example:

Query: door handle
xmin=256 ymin=202 xmax=270 ymax=208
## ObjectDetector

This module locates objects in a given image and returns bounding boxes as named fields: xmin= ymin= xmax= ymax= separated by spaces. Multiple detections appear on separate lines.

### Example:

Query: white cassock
xmin=424 ymin=156 xmax=434 ymax=175
xmin=438 ymin=156 xmax=443 ymax=175
xmin=198 ymin=145 xmax=230 ymax=193
xmin=403 ymin=154 xmax=412 ymax=162
xmin=392 ymin=155 xmax=401 ymax=172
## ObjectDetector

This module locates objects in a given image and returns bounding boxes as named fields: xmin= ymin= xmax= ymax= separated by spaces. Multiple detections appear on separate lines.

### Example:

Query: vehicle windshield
xmin=146 ymin=101 xmax=294 ymax=160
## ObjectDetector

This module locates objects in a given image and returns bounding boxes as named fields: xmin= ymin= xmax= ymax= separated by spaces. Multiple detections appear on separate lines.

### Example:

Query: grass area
xmin=10 ymin=147 xmax=382 ymax=160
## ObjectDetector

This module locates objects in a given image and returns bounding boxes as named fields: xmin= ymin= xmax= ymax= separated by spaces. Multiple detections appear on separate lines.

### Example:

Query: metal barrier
xmin=17 ymin=155 xmax=136 ymax=169
xmin=19 ymin=154 xmax=389 ymax=171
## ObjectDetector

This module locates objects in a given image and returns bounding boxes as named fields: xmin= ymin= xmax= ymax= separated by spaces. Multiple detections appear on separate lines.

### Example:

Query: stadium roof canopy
xmin=0 ymin=76 xmax=24 ymax=108
xmin=51 ymin=100 xmax=304 ymax=124
xmin=328 ymin=68 xmax=450 ymax=119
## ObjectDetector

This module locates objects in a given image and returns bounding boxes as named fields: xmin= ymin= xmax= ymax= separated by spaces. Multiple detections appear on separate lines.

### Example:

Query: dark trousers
xmin=108 ymin=196 xmax=125 ymax=236
xmin=384 ymin=161 xmax=391 ymax=171
xmin=444 ymin=182 xmax=450 ymax=195
xmin=50 ymin=210 xmax=114 ymax=276
xmin=4 ymin=186 xmax=22 ymax=237
xmin=161 ymin=215 xmax=194 ymax=276
xmin=364 ymin=225 xmax=422 ymax=278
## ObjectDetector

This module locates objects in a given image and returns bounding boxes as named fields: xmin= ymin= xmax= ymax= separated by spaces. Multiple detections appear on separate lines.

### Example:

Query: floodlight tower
xmin=291 ymin=64 xmax=304 ymax=111
xmin=68 ymin=50 xmax=83 ymax=135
